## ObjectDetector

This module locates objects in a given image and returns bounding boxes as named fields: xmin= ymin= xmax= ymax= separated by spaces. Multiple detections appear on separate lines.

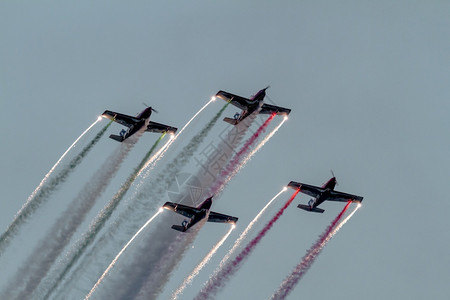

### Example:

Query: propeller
xmin=331 ymin=170 xmax=339 ymax=186
xmin=142 ymin=102 xmax=158 ymax=113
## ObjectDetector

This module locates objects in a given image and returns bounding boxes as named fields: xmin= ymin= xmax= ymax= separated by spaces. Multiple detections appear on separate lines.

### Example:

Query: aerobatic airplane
xmin=163 ymin=196 xmax=238 ymax=232
xmin=214 ymin=86 xmax=291 ymax=125
xmin=288 ymin=176 xmax=363 ymax=213
xmin=101 ymin=106 xmax=177 ymax=142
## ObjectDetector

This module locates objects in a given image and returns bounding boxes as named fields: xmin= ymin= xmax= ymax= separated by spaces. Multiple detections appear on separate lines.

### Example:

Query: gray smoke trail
xmin=0 ymin=120 xmax=112 ymax=256
xmin=128 ymin=114 xmax=256 ymax=300
xmin=56 ymin=103 xmax=229 ymax=298
xmin=93 ymin=216 xmax=205 ymax=300
xmin=85 ymin=209 xmax=165 ymax=300
xmin=1 ymin=131 xmax=139 ymax=300
xmin=39 ymin=133 xmax=167 ymax=300
xmin=171 ymin=225 xmax=235 ymax=300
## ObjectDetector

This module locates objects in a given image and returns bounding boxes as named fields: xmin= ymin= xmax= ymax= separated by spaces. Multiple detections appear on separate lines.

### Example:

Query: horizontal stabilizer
xmin=109 ymin=134 xmax=124 ymax=142
xmin=223 ymin=117 xmax=238 ymax=125
xmin=297 ymin=204 xmax=324 ymax=213
xmin=171 ymin=225 xmax=187 ymax=232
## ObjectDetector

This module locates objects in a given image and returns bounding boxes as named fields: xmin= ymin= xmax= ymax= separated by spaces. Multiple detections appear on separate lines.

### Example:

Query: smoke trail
xmin=94 ymin=110 xmax=256 ymax=300
xmin=133 ymin=219 xmax=207 ymax=300
xmin=137 ymin=100 xmax=229 ymax=190
xmin=237 ymin=116 xmax=287 ymax=173
xmin=209 ymin=112 xmax=276 ymax=196
xmin=329 ymin=204 xmax=360 ymax=238
xmin=218 ymin=188 xmax=287 ymax=271
xmin=0 ymin=118 xmax=107 ymax=256
xmin=171 ymin=225 xmax=235 ymax=300
xmin=40 ymin=133 xmax=167 ymax=299
xmin=128 ymin=113 xmax=258 ymax=300
xmin=270 ymin=202 xmax=354 ymax=300
xmin=55 ymin=101 xmax=224 ymax=298
xmin=195 ymin=189 xmax=300 ymax=300
xmin=137 ymin=97 xmax=217 ymax=181
xmin=85 ymin=208 xmax=164 ymax=300
xmin=1 ymin=131 xmax=140 ymax=300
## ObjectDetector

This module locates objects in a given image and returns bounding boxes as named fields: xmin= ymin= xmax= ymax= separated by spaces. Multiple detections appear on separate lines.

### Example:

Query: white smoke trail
xmin=85 ymin=208 xmax=164 ymax=300
xmin=270 ymin=203 xmax=360 ymax=300
xmin=26 ymin=117 xmax=101 ymax=205
xmin=91 ymin=111 xmax=255 ymax=300
xmin=55 ymin=100 xmax=219 ymax=298
xmin=218 ymin=188 xmax=286 ymax=271
xmin=137 ymin=97 xmax=215 ymax=182
xmin=328 ymin=204 xmax=360 ymax=240
xmin=39 ymin=134 xmax=169 ymax=300
xmin=215 ymin=116 xmax=287 ymax=197
xmin=0 ymin=117 xmax=102 ymax=255
xmin=129 ymin=111 xmax=256 ymax=300
xmin=1 ymin=131 xmax=140 ymax=300
xmin=194 ymin=190 xmax=301 ymax=300
xmin=133 ymin=219 xmax=207 ymax=300
xmin=171 ymin=225 xmax=235 ymax=300
xmin=241 ymin=117 xmax=287 ymax=166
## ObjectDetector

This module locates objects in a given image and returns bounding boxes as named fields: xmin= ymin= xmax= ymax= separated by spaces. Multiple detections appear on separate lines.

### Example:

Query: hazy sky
xmin=1 ymin=1 xmax=449 ymax=299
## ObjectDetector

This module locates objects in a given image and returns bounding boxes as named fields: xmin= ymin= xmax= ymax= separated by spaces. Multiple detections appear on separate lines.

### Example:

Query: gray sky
xmin=1 ymin=1 xmax=450 ymax=299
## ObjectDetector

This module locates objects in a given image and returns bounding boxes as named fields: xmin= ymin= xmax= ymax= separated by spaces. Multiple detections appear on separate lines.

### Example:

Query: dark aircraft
xmin=288 ymin=176 xmax=363 ymax=213
xmin=163 ymin=196 xmax=238 ymax=232
xmin=214 ymin=86 xmax=291 ymax=125
xmin=102 ymin=107 xmax=177 ymax=142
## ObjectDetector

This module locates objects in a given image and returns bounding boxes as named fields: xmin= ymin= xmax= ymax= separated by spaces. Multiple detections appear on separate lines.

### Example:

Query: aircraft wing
xmin=287 ymin=181 xmax=325 ymax=198
xmin=102 ymin=110 xmax=139 ymax=128
xmin=260 ymin=103 xmax=291 ymax=116
xmin=163 ymin=202 xmax=200 ymax=219
xmin=146 ymin=121 xmax=178 ymax=134
xmin=207 ymin=211 xmax=238 ymax=224
xmin=327 ymin=191 xmax=364 ymax=203
xmin=215 ymin=91 xmax=250 ymax=110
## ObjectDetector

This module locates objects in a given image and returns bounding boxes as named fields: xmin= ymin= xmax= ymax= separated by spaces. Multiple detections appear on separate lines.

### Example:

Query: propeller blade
xmin=331 ymin=170 xmax=338 ymax=186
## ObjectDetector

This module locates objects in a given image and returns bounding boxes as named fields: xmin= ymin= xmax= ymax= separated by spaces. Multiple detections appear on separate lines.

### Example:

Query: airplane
xmin=214 ymin=86 xmax=291 ymax=125
xmin=287 ymin=176 xmax=363 ymax=213
xmin=101 ymin=106 xmax=177 ymax=142
xmin=163 ymin=196 xmax=238 ymax=232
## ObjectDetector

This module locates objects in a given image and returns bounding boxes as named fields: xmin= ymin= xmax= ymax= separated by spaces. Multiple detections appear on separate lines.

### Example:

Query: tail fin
xmin=223 ymin=117 xmax=238 ymax=125
xmin=297 ymin=204 xmax=325 ymax=213
xmin=171 ymin=225 xmax=187 ymax=232
xmin=109 ymin=134 xmax=124 ymax=142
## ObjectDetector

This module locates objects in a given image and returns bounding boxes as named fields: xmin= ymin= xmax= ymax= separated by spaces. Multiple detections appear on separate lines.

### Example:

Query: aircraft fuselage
xmin=311 ymin=177 xmax=337 ymax=209
xmin=184 ymin=197 xmax=213 ymax=230
xmin=238 ymin=87 xmax=268 ymax=120
xmin=120 ymin=108 xmax=152 ymax=140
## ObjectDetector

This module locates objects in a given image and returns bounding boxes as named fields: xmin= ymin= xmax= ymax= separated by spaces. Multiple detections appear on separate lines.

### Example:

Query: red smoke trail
xmin=210 ymin=113 xmax=276 ymax=195
xmin=270 ymin=201 xmax=352 ymax=300
xmin=194 ymin=189 xmax=300 ymax=300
